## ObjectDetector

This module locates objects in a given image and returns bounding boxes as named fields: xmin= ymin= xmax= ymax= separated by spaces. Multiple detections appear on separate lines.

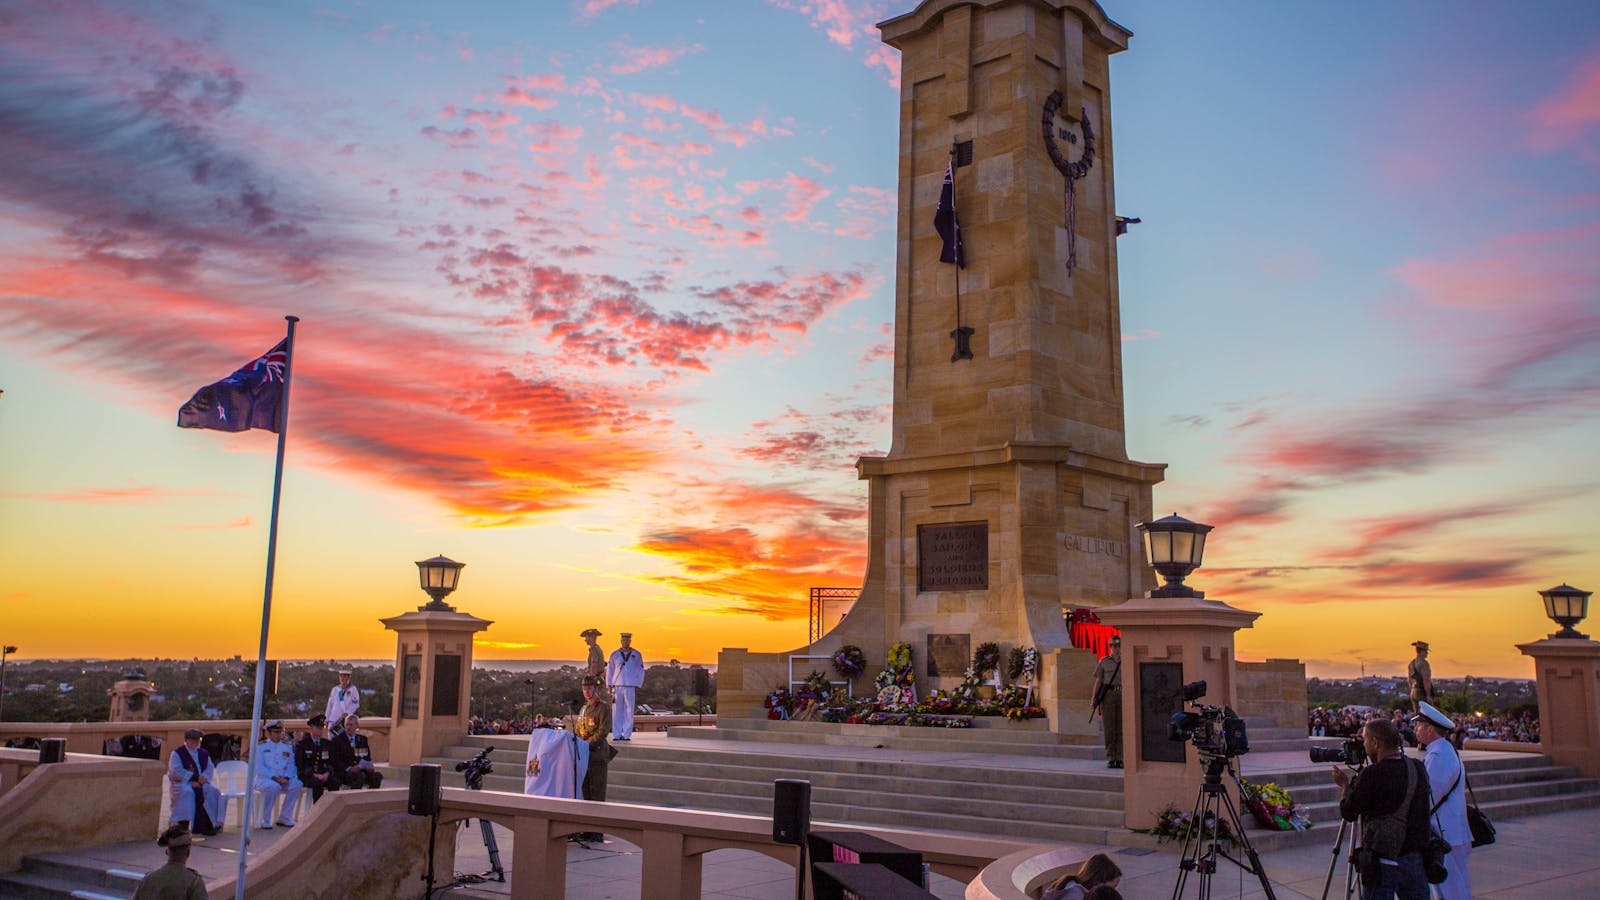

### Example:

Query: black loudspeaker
xmin=263 ymin=659 xmax=279 ymax=696
xmin=773 ymin=779 xmax=811 ymax=845
xmin=408 ymin=763 xmax=442 ymax=816
xmin=690 ymin=666 xmax=710 ymax=697
xmin=38 ymin=738 xmax=67 ymax=764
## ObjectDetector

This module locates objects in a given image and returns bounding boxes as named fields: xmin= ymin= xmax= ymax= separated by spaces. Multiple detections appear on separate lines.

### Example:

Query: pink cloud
xmin=609 ymin=43 xmax=698 ymax=76
xmin=1529 ymin=52 xmax=1600 ymax=151
xmin=574 ymin=0 xmax=638 ymax=19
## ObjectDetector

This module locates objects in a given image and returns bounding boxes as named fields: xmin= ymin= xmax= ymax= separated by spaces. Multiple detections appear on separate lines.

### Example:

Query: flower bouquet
xmin=1142 ymin=804 xmax=1236 ymax=847
xmin=1239 ymin=779 xmax=1311 ymax=831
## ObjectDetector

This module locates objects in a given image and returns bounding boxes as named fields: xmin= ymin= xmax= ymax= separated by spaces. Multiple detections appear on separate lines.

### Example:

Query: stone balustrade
xmin=206 ymin=786 xmax=1031 ymax=899
xmin=0 ymin=717 xmax=392 ymax=761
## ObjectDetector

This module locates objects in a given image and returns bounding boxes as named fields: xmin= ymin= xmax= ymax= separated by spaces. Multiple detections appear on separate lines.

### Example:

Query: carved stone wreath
xmin=1041 ymin=91 xmax=1095 ymax=271
xmin=1041 ymin=91 xmax=1095 ymax=179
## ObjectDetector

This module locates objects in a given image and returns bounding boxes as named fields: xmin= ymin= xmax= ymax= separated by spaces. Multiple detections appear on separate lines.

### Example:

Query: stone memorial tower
xmin=720 ymin=0 xmax=1164 ymax=731
xmin=107 ymin=671 xmax=155 ymax=723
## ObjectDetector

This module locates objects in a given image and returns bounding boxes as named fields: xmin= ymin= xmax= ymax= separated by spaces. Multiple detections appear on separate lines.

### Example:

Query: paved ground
xmin=92 ymin=733 xmax=1592 ymax=898
xmin=78 ymin=802 xmax=1594 ymax=898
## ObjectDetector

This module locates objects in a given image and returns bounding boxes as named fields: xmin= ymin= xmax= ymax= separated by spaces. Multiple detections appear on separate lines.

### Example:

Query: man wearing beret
xmin=1413 ymin=701 xmax=1471 ymax=899
xmin=167 ymin=728 xmax=224 ymax=835
xmin=132 ymin=823 xmax=206 ymax=900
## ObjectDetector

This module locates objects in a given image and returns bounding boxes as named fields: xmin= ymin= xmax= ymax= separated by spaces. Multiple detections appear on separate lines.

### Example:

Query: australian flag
xmin=933 ymin=159 xmax=965 ymax=267
xmin=177 ymin=339 xmax=289 ymax=433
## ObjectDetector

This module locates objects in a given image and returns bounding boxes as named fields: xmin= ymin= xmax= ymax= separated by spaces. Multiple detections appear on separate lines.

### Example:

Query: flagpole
xmin=235 ymin=315 xmax=299 ymax=899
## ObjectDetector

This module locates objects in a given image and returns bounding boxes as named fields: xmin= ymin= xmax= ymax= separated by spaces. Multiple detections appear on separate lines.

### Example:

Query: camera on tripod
xmin=455 ymin=747 xmax=493 ymax=790
xmin=1167 ymin=680 xmax=1250 ymax=758
xmin=1308 ymin=736 xmax=1366 ymax=767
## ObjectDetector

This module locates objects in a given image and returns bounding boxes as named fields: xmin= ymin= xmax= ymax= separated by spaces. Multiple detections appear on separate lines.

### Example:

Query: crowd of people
xmin=468 ymin=715 xmax=551 ymax=735
xmin=1309 ymin=706 xmax=1539 ymax=745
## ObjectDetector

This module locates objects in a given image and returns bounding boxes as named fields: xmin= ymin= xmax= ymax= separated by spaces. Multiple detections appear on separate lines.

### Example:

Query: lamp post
xmin=415 ymin=555 xmax=465 ymax=612
xmin=1136 ymin=513 xmax=1214 ymax=598
xmin=0 ymin=645 xmax=15 ymax=722
xmin=1539 ymin=583 xmax=1592 ymax=639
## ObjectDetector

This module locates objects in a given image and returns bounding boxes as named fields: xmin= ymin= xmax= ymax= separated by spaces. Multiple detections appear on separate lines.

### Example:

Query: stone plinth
xmin=1516 ymin=635 xmax=1600 ymax=777
xmin=106 ymin=677 xmax=154 ymax=723
xmin=381 ymin=607 xmax=492 ymax=767
xmin=1096 ymin=594 xmax=1260 ymax=830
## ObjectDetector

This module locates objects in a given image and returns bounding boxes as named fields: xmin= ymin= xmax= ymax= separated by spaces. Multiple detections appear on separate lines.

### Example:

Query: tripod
xmin=1171 ymin=754 xmax=1277 ymax=900
xmin=1318 ymin=811 xmax=1360 ymax=900
xmin=451 ymin=766 xmax=506 ymax=886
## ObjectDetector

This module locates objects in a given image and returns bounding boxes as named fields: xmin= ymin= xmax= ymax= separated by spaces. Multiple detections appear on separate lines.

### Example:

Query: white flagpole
xmin=234 ymin=315 xmax=300 ymax=898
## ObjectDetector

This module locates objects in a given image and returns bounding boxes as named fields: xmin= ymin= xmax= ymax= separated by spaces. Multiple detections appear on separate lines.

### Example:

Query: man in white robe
xmin=167 ymin=728 xmax=225 ymax=835
xmin=524 ymin=725 xmax=588 ymax=799
xmin=1413 ymin=702 xmax=1471 ymax=899
xmin=606 ymin=632 xmax=645 ymax=741
xmin=252 ymin=720 xmax=302 ymax=828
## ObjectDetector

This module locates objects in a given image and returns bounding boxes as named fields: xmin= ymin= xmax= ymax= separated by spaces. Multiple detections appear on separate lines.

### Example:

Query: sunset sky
xmin=1 ymin=0 xmax=1596 ymax=680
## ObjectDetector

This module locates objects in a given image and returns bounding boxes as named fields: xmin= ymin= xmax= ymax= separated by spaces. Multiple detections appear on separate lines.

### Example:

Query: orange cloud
xmin=1529 ymin=52 xmax=1600 ymax=151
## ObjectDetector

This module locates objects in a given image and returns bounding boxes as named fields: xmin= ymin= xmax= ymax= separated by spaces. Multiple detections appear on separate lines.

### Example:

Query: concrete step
xmin=670 ymin=725 xmax=1104 ymax=759
xmin=607 ymin=770 xmax=1125 ymax=825
xmin=0 ymin=866 xmax=136 ymax=900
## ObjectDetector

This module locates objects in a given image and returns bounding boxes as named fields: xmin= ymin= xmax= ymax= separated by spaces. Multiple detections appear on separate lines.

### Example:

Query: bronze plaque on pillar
xmin=432 ymin=653 xmax=462 ymax=716
xmin=400 ymin=654 xmax=421 ymax=719
xmin=1139 ymin=662 xmax=1186 ymax=763
xmin=926 ymin=633 xmax=971 ymax=678
xmin=917 ymin=523 xmax=988 ymax=591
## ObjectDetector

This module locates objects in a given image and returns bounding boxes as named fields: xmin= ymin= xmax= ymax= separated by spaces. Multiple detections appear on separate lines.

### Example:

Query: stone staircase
xmin=400 ymin=729 xmax=1600 ymax=854
xmin=0 ymin=853 xmax=144 ymax=899
xmin=668 ymin=715 xmax=1105 ymax=759
xmin=1238 ymin=751 xmax=1600 ymax=847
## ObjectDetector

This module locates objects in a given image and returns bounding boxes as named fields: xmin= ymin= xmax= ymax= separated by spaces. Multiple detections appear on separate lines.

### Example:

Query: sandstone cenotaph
xmin=719 ymin=0 xmax=1165 ymax=734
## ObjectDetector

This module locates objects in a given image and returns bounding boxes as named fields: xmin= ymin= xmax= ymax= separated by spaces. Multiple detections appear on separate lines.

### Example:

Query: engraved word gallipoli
xmin=918 ymin=523 xmax=989 ymax=592
xmin=1066 ymin=535 xmax=1126 ymax=558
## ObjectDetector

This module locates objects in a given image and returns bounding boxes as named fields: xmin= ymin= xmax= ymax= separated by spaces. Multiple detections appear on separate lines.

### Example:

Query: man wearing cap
xmin=253 ymin=720 xmax=302 ymax=828
xmin=1091 ymin=636 xmax=1124 ymax=768
xmin=572 ymin=674 xmax=614 ymax=843
xmin=294 ymin=714 xmax=341 ymax=803
xmin=167 ymin=728 xmax=224 ymax=835
xmin=1413 ymin=702 xmax=1471 ymax=899
xmin=324 ymin=670 xmax=361 ymax=731
xmin=606 ymin=632 xmax=645 ymax=741
xmin=132 ymin=823 xmax=206 ymax=900
xmin=1407 ymin=642 xmax=1433 ymax=713
xmin=582 ymin=628 xmax=606 ymax=682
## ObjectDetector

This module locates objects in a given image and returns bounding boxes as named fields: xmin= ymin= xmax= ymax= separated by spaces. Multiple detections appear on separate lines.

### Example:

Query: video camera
xmin=1167 ymin=680 xmax=1249 ymax=758
xmin=1308 ymin=736 xmax=1366 ymax=768
xmin=455 ymin=747 xmax=493 ymax=790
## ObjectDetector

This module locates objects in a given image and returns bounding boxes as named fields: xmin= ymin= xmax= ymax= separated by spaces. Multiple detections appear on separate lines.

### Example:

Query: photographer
xmin=1330 ymin=718 xmax=1432 ymax=900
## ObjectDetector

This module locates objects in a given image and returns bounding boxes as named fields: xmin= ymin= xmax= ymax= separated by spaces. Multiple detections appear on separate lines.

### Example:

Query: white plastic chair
xmin=213 ymin=760 xmax=249 ymax=829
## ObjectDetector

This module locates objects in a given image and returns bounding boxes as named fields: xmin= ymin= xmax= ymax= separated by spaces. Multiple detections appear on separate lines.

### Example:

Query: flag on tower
xmin=934 ymin=158 xmax=965 ymax=268
xmin=177 ymin=339 xmax=290 ymax=433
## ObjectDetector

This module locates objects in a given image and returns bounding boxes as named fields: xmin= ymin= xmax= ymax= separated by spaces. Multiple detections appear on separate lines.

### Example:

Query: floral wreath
xmin=832 ymin=645 xmax=866 ymax=679
xmin=972 ymin=642 xmax=1000 ymax=678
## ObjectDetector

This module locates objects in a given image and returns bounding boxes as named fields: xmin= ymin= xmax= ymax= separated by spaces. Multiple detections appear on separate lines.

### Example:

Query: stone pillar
xmin=107 ymin=676 xmax=154 ymax=723
xmin=1516 ymin=635 xmax=1600 ymax=777
xmin=380 ymin=608 xmax=492 ymax=767
xmin=1096 ymin=596 xmax=1260 ymax=830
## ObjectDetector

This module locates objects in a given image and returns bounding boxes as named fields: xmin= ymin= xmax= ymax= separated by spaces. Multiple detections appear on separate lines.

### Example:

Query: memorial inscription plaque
xmin=926 ymin=633 xmax=971 ymax=678
xmin=917 ymin=522 xmax=988 ymax=592
xmin=1139 ymin=661 xmax=1186 ymax=763
xmin=400 ymin=653 xmax=421 ymax=719
xmin=431 ymin=653 xmax=462 ymax=717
